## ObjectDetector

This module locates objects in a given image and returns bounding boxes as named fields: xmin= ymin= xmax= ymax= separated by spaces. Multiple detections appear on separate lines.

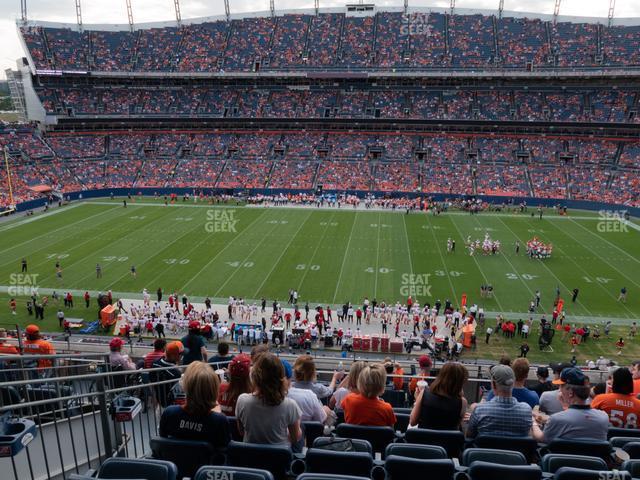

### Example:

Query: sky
xmin=2 ymin=0 xmax=640 ymax=78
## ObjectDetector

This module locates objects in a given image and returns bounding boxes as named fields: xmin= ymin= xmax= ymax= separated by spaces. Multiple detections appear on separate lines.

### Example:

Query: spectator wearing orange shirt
xmin=592 ymin=368 xmax=640 ymax=428
xmin=22 ymin=324 xmax=55 ymax=371
xmin=0 ymin=328 xmax=18 ymax=355
xmin=342 ymin=363 xmax=396 ymax=427
xmin=632 ymin=361 xmax=640 ymax=397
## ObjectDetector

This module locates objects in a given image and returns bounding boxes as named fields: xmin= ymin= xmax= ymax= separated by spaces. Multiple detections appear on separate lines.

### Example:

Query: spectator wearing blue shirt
xmin=483 ymin=358 xmax=539 ymax=408
xmin=159 ymin=361 xmax=230 ymax=450
xmin=181 ymin=321 xmax=207 ymax=365
xmin=466 ymin=364 xmax=532 ymax=438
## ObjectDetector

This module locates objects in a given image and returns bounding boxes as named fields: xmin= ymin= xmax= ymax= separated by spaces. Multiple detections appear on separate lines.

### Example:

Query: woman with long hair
xmin=159 ymin=361 xmax=230 ymax=448
xmin=218 ymin=353 xmax=252 ymax=416
xmin=329 ymin=360 xmax=367 ymax=411
xmin=409 ymin=361 xmax=468 ymax=430
xmin=235 ymin=352 xmax=301 ymax=446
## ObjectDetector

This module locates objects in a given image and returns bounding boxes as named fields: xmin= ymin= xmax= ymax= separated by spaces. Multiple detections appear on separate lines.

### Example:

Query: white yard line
xmin=424 ymin=214 xmax=459 ymax=308
xmin=296 ymin=211 xmax=338 ymax=295
xmin=569 ymin=217 xmax=640 ymax=266
xmin=448 ymin=216 xmax=505 ymax=312
xmin=252 ymin=210 xmax=314 ymax=298
xmin=332 ymin=211 xmax=359 ymax=303
xmin=495 ymin=216 xmax=594 ymax=317
xmin=402 ymin=214 xmax=415 ymax=278
xmin=374 ymin=212 xmax=382 ymax=299
xmin=180 ymin=210 xmax=270 ymax=293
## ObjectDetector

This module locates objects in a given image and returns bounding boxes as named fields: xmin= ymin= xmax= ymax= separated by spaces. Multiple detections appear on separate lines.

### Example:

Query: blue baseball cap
xmin=556 ymin=367 xmax=588 ymax=386
xmin=281 ymin=359 xmax=293 ymax=379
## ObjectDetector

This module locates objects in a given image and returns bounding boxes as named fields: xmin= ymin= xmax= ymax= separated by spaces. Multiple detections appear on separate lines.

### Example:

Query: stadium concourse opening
xmin=1 ymin=2 xmax=640 ymax=480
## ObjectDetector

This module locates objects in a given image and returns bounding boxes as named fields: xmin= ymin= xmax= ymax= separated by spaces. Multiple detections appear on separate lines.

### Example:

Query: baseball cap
xmin=490 ymin=364 xmax=515 ymax=387
xmin=188 ymin=321 xmax=200 ymax=330
xmin=281 ymin=359 xmax=293 ymax=379
xmin=554 ymin=367 xmax=588 ymax=386
xmin=25 ymin=324 xmax=40 ymax=335
xmin=418 ymin=355 xmax=432 ymax=369
xmin=229 ymin=353 xmax=251 ymax=378
xmin=109 ymin=337 xmax=125 ymax=349
xmin=550 ymin=362 xmax=572 ymax=374
xmin=166 ymin=341 xmax=184 ymax=357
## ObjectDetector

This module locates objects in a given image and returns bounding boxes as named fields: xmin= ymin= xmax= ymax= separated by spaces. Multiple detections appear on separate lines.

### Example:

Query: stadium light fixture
xmin=608 ymin=0 xmax=615 ymax=27
xmin=553 ymin=0 xmax=561 ymax=25
xmin=225 ymin=0 xmax=230 ymax=20
xmin=20 ymin=0 xmax=27 ymax=22
xmin=315 ymin=0 xmax=319 ymax=14
xmin=498 ymin=0 xmax=504 ymax=20
xmin=173 ymin=0 xmax=182 ymax=25
xmin=450 ymin=0 xmax=455 ymax=16
xmin=404 ymin=0 xmax=408 ymax=14
xmin=75 ymin=0 xmax=83 ymax=31
xmin=126 ymin=0 xmax=134 ymax=32
xmin=270 ymin=0 xmax=275 ymax=17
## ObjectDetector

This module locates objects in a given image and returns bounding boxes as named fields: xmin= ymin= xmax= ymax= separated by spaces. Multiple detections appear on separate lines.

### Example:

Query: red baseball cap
xmin=418 ymin=355 xmax=432 ymax=369
xmin=166 ymin=341 xmax=184 ymax=357
xmin=25 ymin=324 xmax=40 ymax=335
xmin=229 ymin=353 xmax=251 ymax=378
xmin=109 ymin=337 xmax=125 ymax=349
xmin=188 ymin=321 xmax=201 ymax=330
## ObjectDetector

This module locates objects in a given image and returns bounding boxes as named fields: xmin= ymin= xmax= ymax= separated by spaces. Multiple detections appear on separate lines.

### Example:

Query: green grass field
xmin=1 ymin=198 xmax=639 ymax=363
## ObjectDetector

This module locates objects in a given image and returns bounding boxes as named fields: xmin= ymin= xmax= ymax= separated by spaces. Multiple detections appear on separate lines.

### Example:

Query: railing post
xmin=96 ymin=377 xmax=114 ymax=458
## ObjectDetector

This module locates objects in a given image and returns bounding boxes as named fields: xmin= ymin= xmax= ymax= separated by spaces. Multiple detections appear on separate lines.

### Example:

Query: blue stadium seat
xmin=622 ymin=459 xmax=640 ymax=477
xmin=302 ymin=421 xmax=325 ymax=447
xmin=393 ymin=408 xmax=412 ymax=415
xmin=226 ymin=416 xmax=243 ymax=441
xmin=296 ymin=475 xmax=370 ymax=480
xmin=623 ymin=442 xmax=640 ymax=459
xmin=540 ymin=453 xmax=607 ymax=473
xmin=610 ymin=436 xmax=640 ymax=448
xmin=404 ymin=428 xmax=465 ymax=458
xmin=546 ymin=439 xmax=612 ymax=463
xmin=382 ymin=389 xmax=406 ymax=408
xmin=385 ymin=443 xmax=447 ymax=460
xmin=226 ymin=441 xmax=293 ymax=480
xmin=461 ymin=448 xmax=527 ymax=467
xmin=466 ymin=461 xmax=542 ymax=480
xmin=553 ymin=467 xmax=632 ymax=480
xmin=304 ymin=448 xmax=373 ymax=478
xmin=384 ymin=456 xmax=455 ymax=480
xmin=312 ymin=436 xmax=372 ymax=455
xmin=195 ymin=466 xmax=274 ymax=480
xmin=98 ymin=458 xmax=178 ymax=480
xmin=473 ymin=435 xmax=539 ymax=463
xmin=335 ymin=424 xmax=397 ymax=457
xmin=393 ymin=413 xmax=410 ymax=432
xmin=150 ymin=436 xmax=224 ymax=479
xmin=607 ymin=428 xmax=640 ymax=440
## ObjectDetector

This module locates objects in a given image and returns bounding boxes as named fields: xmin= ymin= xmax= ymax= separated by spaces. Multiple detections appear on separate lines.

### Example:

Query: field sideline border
xmin=78 ymin=199 xmax=627 ymax=220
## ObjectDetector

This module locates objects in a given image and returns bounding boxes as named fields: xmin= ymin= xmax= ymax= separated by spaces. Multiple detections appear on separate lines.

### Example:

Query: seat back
xmin=547 ymin=439 xmax=612 ymax=462
xmin=608 ymin=428 xmax=640 ymax=440
xmin=226 ymin=416 xmax=243 ymax=441
xmin=610 ymin=437 xmax=640 ymax=448
xmin=335 ymin=424 xmax=396 ymax=456
xmin=622 ymin=459 xmax=640 ymax=477
xmin=394 ymin=413 xmax=410 ymax=433
xmin=382 ymin=390 xmax=406 ymax=408
xmin=404 ymin=428 xmax=465 ymax=458
xmin=385 ymin=443 xmax=447 ymax=460
xmin=98 ymin=458 xmax=178 ymax=480
xmin=312 ymin=436 xmax=373 ymax=455
xmin=296 ymin=475 xmax=371 ymax=480
xmin=150 ymin=437 xmax=221 ymax=479
xmin=623 ymin=442 xmax=640 ymax=459
xmin=194 ymin=466 xmax=274 ymax=480
xmin=461 ymin=448 xmax=527 ymax=467
xmin=474 ymin=435 xmax=539 ymax=463
xmin=467 ymin=461 xmax=542 ymax=480
xmin=303 ymin=421 xmax=325 ymax=447
xmin=305 ymin=448 xmax=373 ymax=478
xmin=554 ymin=467 xmax=632 ymax=480
xmin=540 ymin=453 xmax=607 ymax=473
xmin=226 ymin=440 xmax=292 ymax=480
xmin=384 ymin=456 xmax=455 ymax=480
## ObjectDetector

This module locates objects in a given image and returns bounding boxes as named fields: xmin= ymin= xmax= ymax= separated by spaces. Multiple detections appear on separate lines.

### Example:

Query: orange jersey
xmin=0 ymin=342 xmax=19 ymax=355
xmin=392 ymin=368 xmax=404 ymax=391
xmin=22 ymin=339 xmax=55 ymax=369
xmin=592 ymin=393 xmax=640 ymax=429
xmin=634 ymin=379 xmax=640 ymax=397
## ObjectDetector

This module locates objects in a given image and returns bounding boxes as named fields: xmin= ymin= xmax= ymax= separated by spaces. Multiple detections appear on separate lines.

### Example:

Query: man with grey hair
xmin=466 ymin=364 xmax=532 ymax=438
xmin=532 ymin=367 xmax=609 ymax=443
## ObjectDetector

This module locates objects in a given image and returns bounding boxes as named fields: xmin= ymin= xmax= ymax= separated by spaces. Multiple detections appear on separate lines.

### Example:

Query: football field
xmin=1 ymin=199 xmax=639 ymax=324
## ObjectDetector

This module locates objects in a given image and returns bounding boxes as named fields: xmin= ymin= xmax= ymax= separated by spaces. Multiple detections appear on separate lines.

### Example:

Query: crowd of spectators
xmin=21 ymin=13 xmax=640 ymax=72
